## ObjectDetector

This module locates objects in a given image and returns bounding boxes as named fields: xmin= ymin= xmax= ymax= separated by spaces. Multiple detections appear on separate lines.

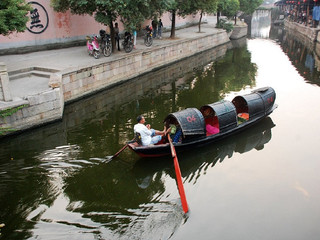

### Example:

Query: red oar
xmin=167 ymin=134 xmax=189 ymax=213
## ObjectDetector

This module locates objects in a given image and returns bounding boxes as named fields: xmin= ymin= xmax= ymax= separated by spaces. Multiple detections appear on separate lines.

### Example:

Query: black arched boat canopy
xmin=200 ymin=100 xmax=237 ymax=133
xmin=163 ymin=87 xmax=276 ymax=142
xmin=232 ymin=87 xmax=276 ymax=119
xmin=164 ymin=108 xmax=206 ymax=141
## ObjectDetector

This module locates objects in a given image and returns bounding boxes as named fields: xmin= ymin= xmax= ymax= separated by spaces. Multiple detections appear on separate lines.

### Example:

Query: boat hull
xmin=128 ymin=104 xmax=277 ymax=158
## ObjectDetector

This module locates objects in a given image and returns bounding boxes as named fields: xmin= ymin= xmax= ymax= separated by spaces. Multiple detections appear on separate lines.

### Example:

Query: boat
xmin=128 ymin=87 xmax=277 ymax=157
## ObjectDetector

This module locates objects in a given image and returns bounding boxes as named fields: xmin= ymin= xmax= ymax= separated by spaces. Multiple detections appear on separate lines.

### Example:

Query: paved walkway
xmin=0 ymin=16 xmax=219 ymax=101
xmin=0 ymin=16 xmax=218 ymax=73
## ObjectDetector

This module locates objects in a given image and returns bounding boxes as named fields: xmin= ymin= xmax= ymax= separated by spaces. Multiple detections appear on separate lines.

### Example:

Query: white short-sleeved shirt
xmin=134 ymin=123 xmax=152 ymax=146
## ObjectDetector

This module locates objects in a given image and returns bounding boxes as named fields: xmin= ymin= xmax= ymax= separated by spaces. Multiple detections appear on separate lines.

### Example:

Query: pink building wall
xmin=0 ymin=0 xmax=199 ymax=51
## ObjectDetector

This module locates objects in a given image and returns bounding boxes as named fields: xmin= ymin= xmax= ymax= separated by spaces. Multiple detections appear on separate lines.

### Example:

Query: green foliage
xmin=51 ymin=0 xmax=120 ymax=25
xmin=0 ymin=105 xmax=28 ymax=135
xmin=218 ymin=0 xmax=239 ymax=19
xmin=239 ymin=0 xmax=264 ymax=15
xmin=0 ymin=127 xmax=16 ymax=135
xmin=0 ymin=0 xmax=31 ymax=36
xmin=216 ymin=18 xmax=233 ymax=33
xmin=0 ymin=104 xmax=28 ymax=118
xmin=51 ymin=0 xmax=164 ymax=31
xmin=178 ymin=0 xmax=218 ymax=17
xmin=118 ymin=0 xmax=152 ymax=31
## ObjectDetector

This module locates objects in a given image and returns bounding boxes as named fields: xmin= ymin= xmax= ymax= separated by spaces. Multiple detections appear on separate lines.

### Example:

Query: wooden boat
xmin=128 ymin=87 xmax=277 ymax=157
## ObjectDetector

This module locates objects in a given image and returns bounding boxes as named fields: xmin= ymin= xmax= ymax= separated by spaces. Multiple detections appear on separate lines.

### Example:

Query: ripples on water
xmin=8 ymin=144 xmax=186 ymax=240
xmin=3 ymin=10 xmax=320 ymax=239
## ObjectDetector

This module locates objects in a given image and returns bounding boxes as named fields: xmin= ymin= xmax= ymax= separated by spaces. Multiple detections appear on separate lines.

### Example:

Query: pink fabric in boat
xmin=206 ymin=124 xmax=219 ymax=135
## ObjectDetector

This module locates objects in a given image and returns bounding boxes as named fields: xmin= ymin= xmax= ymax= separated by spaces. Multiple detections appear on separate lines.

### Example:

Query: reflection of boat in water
xmin=129 ymin=87 xmax=277 ymax=157
xmin=134 ymin=116 xmax=276 ymax=187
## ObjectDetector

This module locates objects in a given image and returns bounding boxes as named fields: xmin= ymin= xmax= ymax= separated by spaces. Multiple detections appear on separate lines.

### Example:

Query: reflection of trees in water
xmin=176 ymin=46 xmax=257 ymax=108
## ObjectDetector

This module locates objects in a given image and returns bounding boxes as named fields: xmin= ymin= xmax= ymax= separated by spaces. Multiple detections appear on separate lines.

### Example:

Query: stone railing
xmin=0 ymin=63 xmax=64 ymax=137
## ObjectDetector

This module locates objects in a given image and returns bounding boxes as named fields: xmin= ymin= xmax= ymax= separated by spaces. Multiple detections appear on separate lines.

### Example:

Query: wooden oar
xmin=110 ymin=143 xmax=129 ymax=160
xmin=167 ymin=134 xmax=189 ymax=213
xmin=105 ymin=137 xmax=136 ymax=162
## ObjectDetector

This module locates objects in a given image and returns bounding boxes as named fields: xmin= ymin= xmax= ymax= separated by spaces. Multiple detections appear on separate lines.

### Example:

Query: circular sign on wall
xmin=27 ymin=1 xmax=49 ymax=34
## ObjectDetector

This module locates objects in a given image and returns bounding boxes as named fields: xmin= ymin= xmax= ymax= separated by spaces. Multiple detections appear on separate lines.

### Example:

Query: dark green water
xmin=1 ymin=11 xmax=320 ymax=239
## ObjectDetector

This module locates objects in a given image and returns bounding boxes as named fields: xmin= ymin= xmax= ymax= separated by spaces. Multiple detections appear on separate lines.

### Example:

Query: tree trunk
xmin=170 ymin=10 xmax=176 ymax=39
xmin=234 ymin=14 xmax=237 ymax=25
xmin=110 ymin=22 xmax=116 ymax=52
xmin=198 ymin=11 xmax=203 ymax=32
xmin=217 ymin=11 xmax=220 ymax=25
xmin=106 ymin=10 xmax=116 ymax=53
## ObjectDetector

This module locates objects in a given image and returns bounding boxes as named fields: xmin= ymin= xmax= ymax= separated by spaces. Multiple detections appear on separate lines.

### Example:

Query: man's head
xmin=137 ymin=115 xmax=145 ymax=123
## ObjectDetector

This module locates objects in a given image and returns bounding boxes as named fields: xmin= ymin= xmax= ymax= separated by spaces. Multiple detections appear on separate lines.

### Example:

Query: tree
xmin=182 ymin=0 xmax=218 ymax=33
xmin=118 ymin=0 xmax=150 ymax=31
xmin=0 ymin=0 xmax=31 ymax=36
xmin=217 ymin=0 xmax=239 ymax=24
xmin=51 ymin=0 xmax=162 ymax=50
xmin=51 ymin=0 xmax=124 ymax=52
xmin=239 ymin=0 xmax=264 ymax=15
xmin=160 ymin=0 xmax=179 ymax=38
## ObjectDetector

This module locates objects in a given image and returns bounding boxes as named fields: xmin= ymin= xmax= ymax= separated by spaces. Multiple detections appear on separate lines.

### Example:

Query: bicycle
xmin=144 ymin=26 xmax=153 ymax=47
xmin=99 ymin=30 xmax=112 ymax=57
xmin=122 ymin=32 xmax=134 ymax=53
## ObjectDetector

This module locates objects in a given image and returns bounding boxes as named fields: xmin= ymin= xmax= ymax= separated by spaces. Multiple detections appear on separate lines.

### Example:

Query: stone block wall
xmin=63 ymin=43 xmax=230 ymax=129
xmin=0 ymin=88 xmax=64 ymax=136
xmin=60 ymin=31 xmax=229 ymax=103
xmin=230 ymin=25 xmax=248 ymax=40
xmin=284 ymin=20 xmax=319 ymax=42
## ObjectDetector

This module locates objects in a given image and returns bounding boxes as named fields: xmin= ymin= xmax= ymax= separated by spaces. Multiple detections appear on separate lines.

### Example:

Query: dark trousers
xmin=115 ymin=36 xmax=120 ymax=50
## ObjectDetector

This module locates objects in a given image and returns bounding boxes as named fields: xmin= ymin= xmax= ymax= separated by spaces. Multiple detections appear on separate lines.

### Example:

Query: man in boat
xmin=134 ymin=115 xmax=167 ymax=146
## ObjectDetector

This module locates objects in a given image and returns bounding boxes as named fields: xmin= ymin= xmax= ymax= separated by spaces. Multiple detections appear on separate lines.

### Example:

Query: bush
xmin=216 ymin=19 xmax=234 ymax=33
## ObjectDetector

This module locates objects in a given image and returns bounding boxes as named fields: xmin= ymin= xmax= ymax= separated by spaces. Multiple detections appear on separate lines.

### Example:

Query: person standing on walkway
xmin=157 ymin=19 xmax=163 ymax=39
xmin=152 ymin=19 xmax=157 ymax=38
xmin=114 ymin=22 xmax=120 ymax=51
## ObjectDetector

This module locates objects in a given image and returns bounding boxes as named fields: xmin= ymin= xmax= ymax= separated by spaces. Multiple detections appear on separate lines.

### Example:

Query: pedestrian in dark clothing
xmin=152 ymin=19 xmax=157 ymax=38
xmin=158 ymin=19 xmax=163 ymax=38
xmin=114 ymin=22 xmax=120 ymax=51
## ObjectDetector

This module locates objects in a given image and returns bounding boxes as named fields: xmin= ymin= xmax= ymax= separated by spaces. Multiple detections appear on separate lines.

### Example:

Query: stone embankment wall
xmin=0 ymin=87 xmax=64 ymax=136
xmin=0 ymin=30 xmax=229 ymax=137
xmin=230 ymin=25 xmax=248 ymax=40
xmin=51 ymin=31 xmax=230 ymax=103
xmin=63 ymin=43 xmax=231 ymax=129
xmin=284 ymin=20 xmax=320 ymax=43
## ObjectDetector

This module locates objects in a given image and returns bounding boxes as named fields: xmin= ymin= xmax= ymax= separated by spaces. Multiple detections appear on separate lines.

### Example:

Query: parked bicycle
xmin=144 ymin=25 xmax=153 ymax=47
xmin=99 ymin=30 xmax=112 ymax=57
xmin=122 ymin=31 xmax=134 ymax=53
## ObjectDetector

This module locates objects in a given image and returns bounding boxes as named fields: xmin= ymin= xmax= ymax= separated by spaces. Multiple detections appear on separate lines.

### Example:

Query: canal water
xmin=1 ymin=11 xmax=320 ymax=239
